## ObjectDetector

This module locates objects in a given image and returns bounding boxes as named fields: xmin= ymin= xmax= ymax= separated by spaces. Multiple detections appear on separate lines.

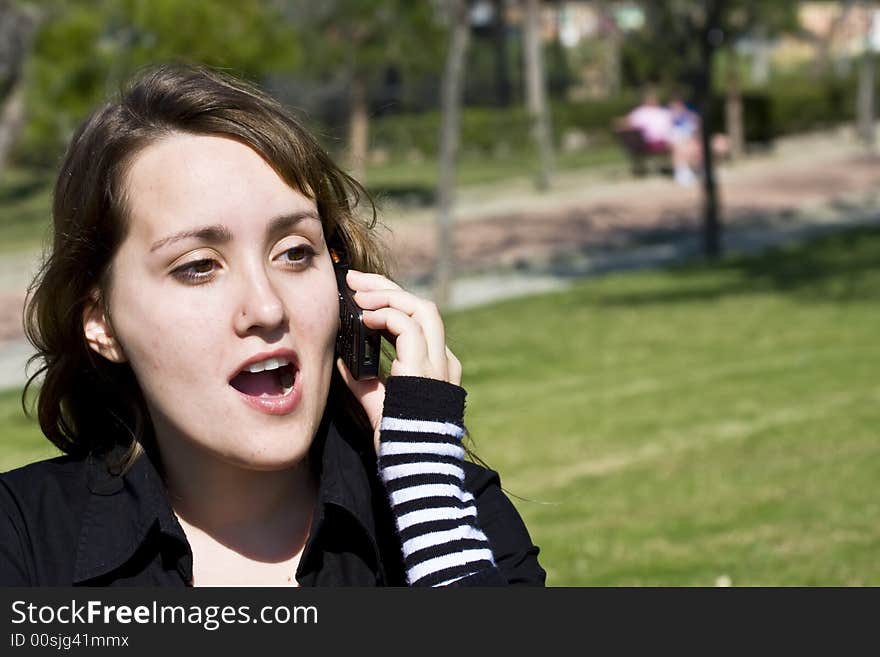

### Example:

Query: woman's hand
xmin=335 ymin=269 xmax=462 ymax=456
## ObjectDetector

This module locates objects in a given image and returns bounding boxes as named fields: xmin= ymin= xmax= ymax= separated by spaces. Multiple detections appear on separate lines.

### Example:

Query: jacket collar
xmin=74 ymin=442 xmax=186 ymax=584
xmin=73 ymin=415 xmax=383 ymax=585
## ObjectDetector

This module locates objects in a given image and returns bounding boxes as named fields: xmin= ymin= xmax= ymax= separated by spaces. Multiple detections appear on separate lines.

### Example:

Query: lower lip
xmin=231 ymin=370 xmax=302 ymax=416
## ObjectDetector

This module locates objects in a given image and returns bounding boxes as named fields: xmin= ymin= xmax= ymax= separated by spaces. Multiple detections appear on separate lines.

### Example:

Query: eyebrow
xmin=149 ymin=210 xmax=322 ymax=253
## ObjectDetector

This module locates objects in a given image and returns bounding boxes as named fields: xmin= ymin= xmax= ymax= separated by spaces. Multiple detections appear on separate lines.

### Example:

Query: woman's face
xmin=94 ymin=133 xmax=339 ymax=471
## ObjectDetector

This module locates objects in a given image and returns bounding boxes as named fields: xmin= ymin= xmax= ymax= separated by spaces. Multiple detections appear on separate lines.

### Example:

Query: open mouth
xmin=229 ymin=362 xmax=297 ymax=398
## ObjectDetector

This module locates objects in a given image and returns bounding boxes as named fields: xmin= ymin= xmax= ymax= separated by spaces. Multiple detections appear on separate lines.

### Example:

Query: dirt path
xmin=386 ymin=131 xmax=880 ymax=283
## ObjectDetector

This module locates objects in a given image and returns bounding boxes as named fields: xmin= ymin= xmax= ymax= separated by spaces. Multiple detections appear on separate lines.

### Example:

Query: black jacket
xmin=0 ymin=412 xmax=546 ymax=587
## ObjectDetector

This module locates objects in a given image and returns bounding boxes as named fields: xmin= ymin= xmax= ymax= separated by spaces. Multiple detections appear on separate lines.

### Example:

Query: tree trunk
xmin=348 ymin=74 xmax=369 ymax=183
xmin=606 ymin=28 xmax=621 ymax=97
xmin=493 ymin=0 xmax=511 ymax=106
xmin=0 ymin=79 xmax=25 ymax=172
xmin=857 ymin=49 xmax=876 ymax=151
xmin=523 ymin=0 xmax=555 ymax=191
xmin=856 ymin=2 xmax=877 ymax=151
xmin=700 ymin=0 xmax=723 ymax=259
xmin=813 ymin=0 xmax=857 ymax=79
xmin=595 ymin=0 xmax=621 ymax=97
xmin=749 ymin=24 xmax=769 ymax=86
xmin=434 ymin=0 xmax=470 ymax=309
xmin=0 ymin=0 xmax=40 ymax=178
xmin=725 ymin=48 xmax=744 ymax=159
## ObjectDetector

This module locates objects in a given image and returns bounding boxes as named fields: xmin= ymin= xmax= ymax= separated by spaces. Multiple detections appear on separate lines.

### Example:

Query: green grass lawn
xmin=0 ymin=387 xmax=59 ymax=472
xmin=365 ymin=145 xmax=626 ymax=199
xmin=0 ymin=168 xmax=53 ymax=254
xmin=2 ymin=228 xmax=879 ymax=585
xmin=444 ymin=228 xmax=880 ymax=586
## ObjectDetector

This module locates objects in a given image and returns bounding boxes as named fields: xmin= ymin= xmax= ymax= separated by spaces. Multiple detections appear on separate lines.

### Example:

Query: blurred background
xmin=1 ymin=0 xmax=878 ymax=585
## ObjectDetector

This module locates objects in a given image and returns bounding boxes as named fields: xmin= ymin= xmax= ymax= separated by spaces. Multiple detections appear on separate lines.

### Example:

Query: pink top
xmin=628 ymin=105 xmax=673 ymax=145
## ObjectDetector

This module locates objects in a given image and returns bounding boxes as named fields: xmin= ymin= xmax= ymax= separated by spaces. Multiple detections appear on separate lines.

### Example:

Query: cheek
xmin=291 ymin=279 xmax=339 ymax=354
xmin=109 ymin=278 xmax=221 ymax=389
xmin=107 ymin=260 xmax=339 ymax=392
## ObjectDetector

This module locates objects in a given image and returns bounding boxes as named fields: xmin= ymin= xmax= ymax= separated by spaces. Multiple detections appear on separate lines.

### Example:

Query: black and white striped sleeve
xmin=377 ymin=376 xmax=499 ymax=587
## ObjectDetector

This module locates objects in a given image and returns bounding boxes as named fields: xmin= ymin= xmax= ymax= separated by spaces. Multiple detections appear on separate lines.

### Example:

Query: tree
xmin=434 ymin=0 xmax=470 ymax=309
xmin=0 ymin=0 xmax=39 ymax=176
xmin=811 ymin=0 xmax=858 ymax=79
xmin=716 ymin=1 xmax=799 ymax=159
xmin=620 ymin=1 xmax=801 ymax=258
xmin=619 ymin=1 xmax=722 ymax=256
xmin=288 ymin=1 xmax=445 ymax=183
xmin=522 ymin=0 xmax=555 ymax=190
xmin=19 ymin=0 xmax=299 ymax=167
xmin=629 ymin=1 xmax=796 ymax=160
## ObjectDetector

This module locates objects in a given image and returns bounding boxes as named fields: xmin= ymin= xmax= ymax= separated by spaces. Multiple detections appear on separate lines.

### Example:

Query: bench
xmin=613 ymin=127 xmax=673 ymax=176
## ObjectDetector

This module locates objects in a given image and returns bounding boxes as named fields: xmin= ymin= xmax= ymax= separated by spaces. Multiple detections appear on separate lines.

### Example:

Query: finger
xmin=362 ymin=307 xmax=441 ymax=378
xmin=352 ymin=288 xmax=429 ymax=313
xmin=345 ymin=269 xmax=402 ymax=292
xmin=354 ymin=289 xmax=447 ymax=368
xmin=445 ymin=346 xmax=462 ymax=386
xmin=362 ymin=307 xmax=427 ymax=359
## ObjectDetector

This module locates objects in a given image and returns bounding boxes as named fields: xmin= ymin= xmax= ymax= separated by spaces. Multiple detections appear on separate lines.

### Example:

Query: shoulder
xmin=0 ymin=454 xmax=92 ymax=524
xmin=1 ymin=454 xmax=89 ymax=508
xmin=459 ymin=459 xmax=501 ymax=494
xmin=628 ymin=106 xmax=645 ymax=120
xmin=0 ymin=455 xmax=91 ymax=586
xmin=459 ymin=460 xmax=547 ymax=586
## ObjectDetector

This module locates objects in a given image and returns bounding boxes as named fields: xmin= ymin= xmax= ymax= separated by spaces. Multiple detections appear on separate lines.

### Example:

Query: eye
xmin=172 ymin=258 xmax=218 ymax=284
xmin=277 ymin=244 xmax=316 ymax=268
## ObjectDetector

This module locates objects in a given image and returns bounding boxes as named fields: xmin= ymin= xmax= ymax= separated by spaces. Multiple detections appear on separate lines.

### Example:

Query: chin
xmin=222 ymin=442 xmax=314 ymax=473
xmin=223 ymin=421 xmax=319 ymax=472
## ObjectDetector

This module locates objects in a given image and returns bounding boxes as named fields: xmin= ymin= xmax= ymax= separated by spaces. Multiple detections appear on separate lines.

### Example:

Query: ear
xmin=83 ymin=293 xmax=127 ymax=363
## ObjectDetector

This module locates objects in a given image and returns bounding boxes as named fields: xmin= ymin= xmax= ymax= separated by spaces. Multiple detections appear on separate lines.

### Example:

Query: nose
xmin=233 ymin=263 xmax=287 ymax=336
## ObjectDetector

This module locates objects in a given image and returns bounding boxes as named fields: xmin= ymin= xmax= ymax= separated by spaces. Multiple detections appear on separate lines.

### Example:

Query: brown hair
xmin=23 ymin=63 xmax=389 ymax=469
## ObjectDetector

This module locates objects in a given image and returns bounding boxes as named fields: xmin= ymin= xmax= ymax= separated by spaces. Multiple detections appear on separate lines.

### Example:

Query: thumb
xmin=335 ymin=357 xmax=385 ymax=432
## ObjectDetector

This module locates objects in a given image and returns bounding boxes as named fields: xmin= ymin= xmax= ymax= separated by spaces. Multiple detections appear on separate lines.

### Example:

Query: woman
xmin=0 ymin=65 xmax=545 ymax=587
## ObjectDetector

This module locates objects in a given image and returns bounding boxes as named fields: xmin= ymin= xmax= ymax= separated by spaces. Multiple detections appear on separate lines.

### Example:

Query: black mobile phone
xmin=330 ymin=241 xmax=380 ymax=380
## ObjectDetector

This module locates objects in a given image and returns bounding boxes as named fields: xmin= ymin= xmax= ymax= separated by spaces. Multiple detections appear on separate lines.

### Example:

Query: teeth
xmin=245 ymin=356 xmax=290 ymax=373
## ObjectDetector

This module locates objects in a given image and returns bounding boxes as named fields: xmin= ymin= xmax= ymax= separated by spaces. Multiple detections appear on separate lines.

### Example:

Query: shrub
xmin=366 ymin=72 xmax=868 ymax=161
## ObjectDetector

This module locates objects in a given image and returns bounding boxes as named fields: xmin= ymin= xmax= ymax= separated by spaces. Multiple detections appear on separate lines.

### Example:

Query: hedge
xmin=367 ymin=73 xmax=869 ymax=160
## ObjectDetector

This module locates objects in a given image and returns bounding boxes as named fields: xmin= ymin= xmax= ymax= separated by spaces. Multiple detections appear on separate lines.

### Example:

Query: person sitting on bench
xmin=618 ymin=91 xmax=702 ymax=187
